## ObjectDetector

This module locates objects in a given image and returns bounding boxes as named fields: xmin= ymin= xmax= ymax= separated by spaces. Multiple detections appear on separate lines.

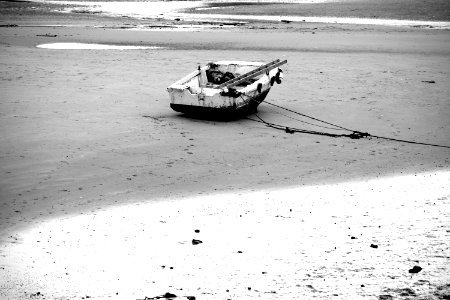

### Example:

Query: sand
xmin=2 ymin=171 xmax=450 ymax=299
xmin=1 ymin=2 xmax=450 ymax=299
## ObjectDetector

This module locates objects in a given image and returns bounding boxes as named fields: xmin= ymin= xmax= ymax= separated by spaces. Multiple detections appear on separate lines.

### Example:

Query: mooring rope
xmin=270 ymin=110 xmax=348 ymax=131
xmin=247 ymin=114 xmax=369 ymax=139
xmin=249 ymin=101 xmax=450 ymax=149
xmin=264 ymin=100 xmax=354 ymax=132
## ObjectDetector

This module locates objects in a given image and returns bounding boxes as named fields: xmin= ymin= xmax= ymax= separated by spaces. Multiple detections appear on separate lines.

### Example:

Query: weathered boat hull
xmin=170 ymin=90 xmax=269 ymax=119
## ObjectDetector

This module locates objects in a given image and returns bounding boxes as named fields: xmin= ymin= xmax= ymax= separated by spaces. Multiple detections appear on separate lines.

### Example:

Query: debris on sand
xmin=140 ymin=292 xmax=177 ymax=299
xmin=36 ymin=34 xmax=57 ymax=37
xmin=408 ymin=265 xmax=422 ymax=274
xmin=192 ymin=239 xmax=203 ymax=245
xmin=29 ymin=291 xmax=44 ymax=298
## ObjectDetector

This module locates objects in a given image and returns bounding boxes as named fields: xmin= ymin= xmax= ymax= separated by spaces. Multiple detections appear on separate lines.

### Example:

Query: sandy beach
xmin=1 ymin=0 xmax=450 ymax=299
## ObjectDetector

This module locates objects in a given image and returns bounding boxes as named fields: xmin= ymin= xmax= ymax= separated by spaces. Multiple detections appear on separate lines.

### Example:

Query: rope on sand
xmin=247 ymin=101 xmax=450 ymax=149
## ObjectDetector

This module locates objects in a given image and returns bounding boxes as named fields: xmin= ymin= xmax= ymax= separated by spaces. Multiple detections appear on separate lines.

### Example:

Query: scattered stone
xmin=192 ymin=239 xmax=202 ymax=245
xmin=408 ymin=265 xmax=422 ymax=273
xmin=370 ymin=244 xmax=378 ymax=248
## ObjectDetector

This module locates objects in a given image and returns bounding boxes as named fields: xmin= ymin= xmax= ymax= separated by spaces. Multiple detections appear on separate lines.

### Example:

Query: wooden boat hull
xmin=170 ymin=90 xmax=269 ymax=118
xmin=167 ymin=60 xmax=284 ymax=119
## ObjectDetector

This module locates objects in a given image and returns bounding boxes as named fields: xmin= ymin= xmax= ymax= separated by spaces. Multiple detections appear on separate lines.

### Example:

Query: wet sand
xmin=189 ymin=0 xmax=450 ymax=22
xmin=1 ymin=3 xmax=450 ymax=299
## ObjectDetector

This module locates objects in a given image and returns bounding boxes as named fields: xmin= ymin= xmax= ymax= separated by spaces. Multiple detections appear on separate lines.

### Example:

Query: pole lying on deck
xmin=216 ymin=59 xmax=287 ymax=90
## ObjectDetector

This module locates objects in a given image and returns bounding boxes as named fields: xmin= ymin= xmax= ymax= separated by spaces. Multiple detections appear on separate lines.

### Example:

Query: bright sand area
xmin=1 ymin=171 xmax=449 ymax=299
xmin=1 ymin=17 xmax=450 ymax=300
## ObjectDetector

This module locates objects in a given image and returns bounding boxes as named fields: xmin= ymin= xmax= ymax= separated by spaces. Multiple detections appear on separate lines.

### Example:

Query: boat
xmin=167 ymin=59 xmax=287 ymax=118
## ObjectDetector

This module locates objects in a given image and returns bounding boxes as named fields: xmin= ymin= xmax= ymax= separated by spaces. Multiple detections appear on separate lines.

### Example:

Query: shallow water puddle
xmin=36 ymin=42 xmax=163 ymax=50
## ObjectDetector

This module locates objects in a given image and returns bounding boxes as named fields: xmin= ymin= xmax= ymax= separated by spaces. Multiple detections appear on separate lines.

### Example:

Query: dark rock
xmin=194 ymin=229 xmax=200 ymax=233
xmin=408 ymin=266 xmax=422 ymax=273
xmin=192 ymin=239 xmax=202 ymax=245
xmin=379 ymin=295 xmax=393 ymax=300
xmin=186 ymin=297 xmax=196 ymax=300
xmin=370 ymin=244 xmax=378 ymax=248
xmin=422 ymin=80 xmax=435 ymax=83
